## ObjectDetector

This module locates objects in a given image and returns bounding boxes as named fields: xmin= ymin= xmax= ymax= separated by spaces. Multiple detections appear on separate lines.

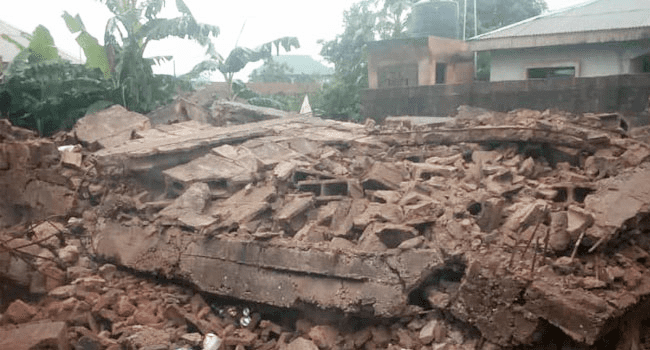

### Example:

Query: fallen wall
xmin=361 ymin=73 xmax=650 ymax=122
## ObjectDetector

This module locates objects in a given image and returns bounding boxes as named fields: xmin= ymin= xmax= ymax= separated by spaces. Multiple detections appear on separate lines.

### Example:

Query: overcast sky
xmin=2 ymin=0 xmax=589 ymax=81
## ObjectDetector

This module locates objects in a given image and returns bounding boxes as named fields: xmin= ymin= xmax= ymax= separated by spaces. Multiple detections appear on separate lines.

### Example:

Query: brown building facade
xmin=367 ymin=36 xmax=474 ymax=89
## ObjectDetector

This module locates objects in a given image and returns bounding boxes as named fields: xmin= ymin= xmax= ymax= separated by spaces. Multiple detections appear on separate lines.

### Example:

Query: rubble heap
xmin=1 ymin=104 xmax=650 ymax=349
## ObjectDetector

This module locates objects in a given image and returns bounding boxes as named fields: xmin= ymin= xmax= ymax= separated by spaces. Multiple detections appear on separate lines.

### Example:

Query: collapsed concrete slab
xmin=73 ymin=105 xmax=151 ymax=149
xmin=81 ymin=106 xmax=650 ymax=348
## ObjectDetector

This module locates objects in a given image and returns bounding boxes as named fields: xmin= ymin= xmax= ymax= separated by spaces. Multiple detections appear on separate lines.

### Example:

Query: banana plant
xmin=63 ymin=0 xmax=220 ymax=112
xmin=183 ymin=36 xmax=300 ymax=100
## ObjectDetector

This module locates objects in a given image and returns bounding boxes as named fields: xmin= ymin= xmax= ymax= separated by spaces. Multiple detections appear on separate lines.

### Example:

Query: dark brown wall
xmin=361 ymin=74 xmax=650 ymax=122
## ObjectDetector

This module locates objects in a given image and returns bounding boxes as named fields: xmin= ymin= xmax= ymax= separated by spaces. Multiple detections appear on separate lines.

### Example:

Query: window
xmin=436 ymin=63 xmax=447 ymax=84
xmin=527 ymin=66 xmax=575 ymax=79
xmin=378 ymin=65 xmax=418 ymax=88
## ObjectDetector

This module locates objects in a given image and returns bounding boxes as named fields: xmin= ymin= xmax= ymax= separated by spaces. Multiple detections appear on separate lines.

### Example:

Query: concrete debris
xmin=2 ymin=103 xmax=650 ymax=350
xmin=73 ymin=104 xmax=151 ymax=150
xmin=212 ymin=100 xmax=290 ymax=125
xmin=0 ymin=321 xmax=69 ymax=350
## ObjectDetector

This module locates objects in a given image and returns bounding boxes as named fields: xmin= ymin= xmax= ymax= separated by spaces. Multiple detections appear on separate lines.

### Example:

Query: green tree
xmin=63 ymin=0 xmax=220 ymax=112
xmin=184 ymin=37 xmax=300 ymax=100
xmin=249 ymin=59 xmax=294 ymax=83
xmin=318 ymin=0 xmax=414 ymax=120
xmin=0 ymin=25 xmax=113 ymax=135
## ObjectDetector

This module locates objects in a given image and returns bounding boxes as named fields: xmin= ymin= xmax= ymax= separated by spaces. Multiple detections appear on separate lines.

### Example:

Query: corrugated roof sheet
xmin=472 ymin=0 xmax=650 ymax=40
xmin=0 ymin=19 xmax=82 ymax=64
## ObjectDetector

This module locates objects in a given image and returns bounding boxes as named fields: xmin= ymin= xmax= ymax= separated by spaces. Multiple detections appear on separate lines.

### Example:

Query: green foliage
xmin=2 ymin=60 xmax=114 ymax=136
xmin=318 ymin=0 xmax=383 ymax=120
xmin=184 ymin=36 xmax=300 ymax=100
xmin=230 ymin=80 xmax=304 ymax=112
xmin=64 ymin=0 xmax=219 ymax=112
xmin=26 ymin=26 xmax=60 ymax=63
xmin=457 ymin=0 xmax=548 ymax=38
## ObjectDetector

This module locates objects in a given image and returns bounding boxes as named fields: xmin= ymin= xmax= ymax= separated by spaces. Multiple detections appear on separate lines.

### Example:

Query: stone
xmin=504 ymin=200 xmax=548 ymax=233
xmin=419 ymin=320 xmax=439 ymax=344
xmin=158 ymin=182 xmax=214 ymax=228
xmin=223 ymin=328 xmax=257 ymax=346
xmin=77 ymin=335 xmax=101 ymax=350
xmin=60 ymin=148 xmax=82 ymax=169
xmin=362 ymin=162 xmax=405 ymax=190
xmin=566 ymin=205 xmax=594 ymax=239
xmin=32 ymin=221 xmax=65 ymax=248
xmin=180 ymin=333 xmax=203 ymax=346
xmin=58 ymin=245 xmax=79 ymax=265
xmin=74 ymin=104 xmax=151 ymax=149
xmin=72 ymin=276 xmax=106 ymax=292
xmin=123 ymin=326 xmax=171 ymax=349
xmin=0 ymin=321 xmax=68 ymax=350
xmin=548 ymin=211 xmax=570 ymax=252
xmin=474 ymin=198 xmax=504 ymax=232
xmin=134 ymin=309 xmax=161 ymax=325
xmin=67 ymin=266 xmax=93 ymax=280
xmin=286 ymin=337 xmax=319 ymax=350
xmin=38 ymin=263 xmax=66 ymax=292
xmin=49 ymin=285 xmax=77 ymax=299
xmin=116 ymin=296 xmax=137 ymax=317
xmin=98 ymin=264 xmax=117 ymax=281
xmin=5 ymin=299 xmax=37 ymax=324
xmin=308 ymin=325 xmax=339 ymax=349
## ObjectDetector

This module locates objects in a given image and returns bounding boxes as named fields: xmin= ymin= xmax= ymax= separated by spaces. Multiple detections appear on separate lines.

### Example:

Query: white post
xmin=474 ymin=0 xmax=478 ymax=79
xmin=463 ymin=0 xmax=467 ymax=40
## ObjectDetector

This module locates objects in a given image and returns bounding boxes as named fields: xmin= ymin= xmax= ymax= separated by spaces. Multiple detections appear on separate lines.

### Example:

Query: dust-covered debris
xmin=2 ymin=103 xmax=650 ymax=349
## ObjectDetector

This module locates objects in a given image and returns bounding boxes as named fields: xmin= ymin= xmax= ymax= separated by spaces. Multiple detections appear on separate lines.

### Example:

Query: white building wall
xmin=489 ymin=42 xmax=650 ymax=82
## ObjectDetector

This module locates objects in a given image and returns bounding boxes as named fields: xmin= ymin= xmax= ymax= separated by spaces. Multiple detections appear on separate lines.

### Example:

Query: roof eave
xmin=469 ymin=27 xmax=650 ymax=52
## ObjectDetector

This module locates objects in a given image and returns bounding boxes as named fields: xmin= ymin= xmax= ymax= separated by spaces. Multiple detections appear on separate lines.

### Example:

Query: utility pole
xmin=474 ymin=0 xmax=478 ymax=79
xmin=463 ymin=0 xmax=467 ymax=40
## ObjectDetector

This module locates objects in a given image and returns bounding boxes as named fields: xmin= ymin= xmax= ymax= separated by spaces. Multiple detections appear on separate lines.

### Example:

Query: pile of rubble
xmin=1 ymin=102 xmax=650 ymax=350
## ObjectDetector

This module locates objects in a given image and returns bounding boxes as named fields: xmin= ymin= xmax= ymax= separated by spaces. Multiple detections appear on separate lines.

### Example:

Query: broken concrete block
xmin=0 ymin=321 xmax=69 ymax=350
xmin=504 ymin=200 xmax=548 ymax=233
xmin=548 ymin=211 xmax=570 ymax=252
xmin=419 ymin=320 xmax=446 ymax=345
xmin=32 ymin=221 xmax=64 ymax=248
xmin=370 ymin=190 xmax=401 ymax=204
xmin=474 ymin=198 xmax=504 ymax=233
xmin=74 ymin=105 xmax=150 ymax=149
xmin=286 ymin=337 xmax=319 ymax=350
xmin=367 ymin=223 xmax=418 ymax=249
xmin=566 ymin=205 xmax=594 ymax=239
xmin=158 ymin=182 xmax=215 ymax=228
xmin=353 ymin=202 xmax=403 ymax=230
xmin=362 ymin=162 xmax=404 ymax=190
xmin=59 ymin=148 xmax=82 ymax=169
xmin=122 ymin=326 xmax=171 ymax=349
xmin=277 ymin=193 xmax=314 ymax=233
xmin=585 ymin=166 xmax=650 ymax=232
xmin=58 ymin=245 xmax=79 ymax=265
xmin=4 ymin=299 xmax=37 ymax=324
xmin=243 ymin=139 xmax=304 ymax=168
xmin=308 ymin=325 xmax=339 ymax=349
xmin=329 ymin=199 xmax=354 ymax=237
xmin=163 ymin=153 xmax=252 ymax=196
xmin=412 ymin=163 xmax=458 ymax=180
xmin=472 ymin=150 xmax=502 ymax=165
xmin=210 ymin=184 xmax=276 ymax=229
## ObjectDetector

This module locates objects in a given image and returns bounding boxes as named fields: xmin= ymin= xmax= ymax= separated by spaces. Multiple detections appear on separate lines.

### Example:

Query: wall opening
xmin=631 ymin=54 xmax=650 ymax=73
xmin=436 ymin=63 xmax=447 ymax=84
xmin=527 ymin=66 xmax=575 ymax=79
xmin=378 ymin=64 xmax=418 ymax=88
